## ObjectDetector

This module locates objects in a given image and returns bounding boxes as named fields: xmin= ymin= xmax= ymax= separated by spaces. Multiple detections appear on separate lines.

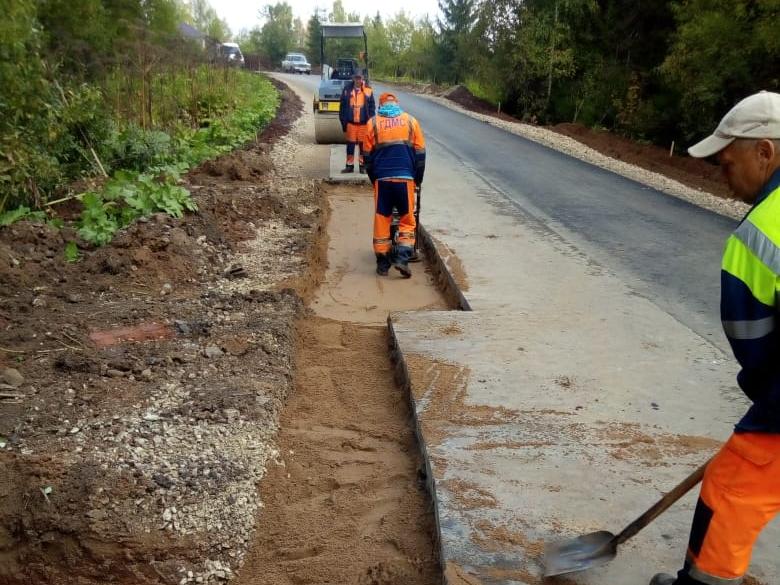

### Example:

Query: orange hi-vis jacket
xmin=339 ymin=84 xmax=375 ymax=127
xmin=363 ymin=111 xmax=426 ymax=184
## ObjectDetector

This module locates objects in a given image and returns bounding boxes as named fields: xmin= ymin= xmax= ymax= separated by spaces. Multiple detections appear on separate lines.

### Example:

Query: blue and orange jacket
xmin=363 ymin=111 xmax=426 ymax=184
xmin=339 ymin=83 xmax=375 ymax=126
xmin=721 ymin=169 xmax=780 ymax=433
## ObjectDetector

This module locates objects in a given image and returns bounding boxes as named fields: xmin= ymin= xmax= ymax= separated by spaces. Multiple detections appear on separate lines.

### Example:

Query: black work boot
xmin=649 ymin=574 xmax=676 ymax=585
xmin=376 ymin=253 xmax=390 ymax=276
xmin=341 ymin=164 xmax=354 ymax=174
xmin=359 ymin=164 xmax=366 ymax=174
xmin=393 ymin=262 xmax=412 ymax=279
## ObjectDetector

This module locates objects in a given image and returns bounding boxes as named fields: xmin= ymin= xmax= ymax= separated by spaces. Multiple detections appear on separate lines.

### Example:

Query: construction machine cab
xmin=332 ymin=58 xmax=360 ymax=80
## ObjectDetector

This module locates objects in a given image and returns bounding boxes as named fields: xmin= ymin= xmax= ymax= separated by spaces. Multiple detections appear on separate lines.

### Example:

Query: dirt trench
xmin=234 ymin=184 xmax=448 ymax=585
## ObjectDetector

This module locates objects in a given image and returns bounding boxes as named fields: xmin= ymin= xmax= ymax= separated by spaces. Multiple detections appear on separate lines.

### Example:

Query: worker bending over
xmin=363 ymin=93 xmax=426 ymax=277
xmin=338 ymin=72 xmax=374 ymax=174
xmin=652 ymin=91 xmax=780 ymax=585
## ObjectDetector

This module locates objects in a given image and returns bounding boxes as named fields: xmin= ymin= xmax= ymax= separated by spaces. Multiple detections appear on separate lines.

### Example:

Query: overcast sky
xmin=214 ymin=0 xmax=442 ymax=35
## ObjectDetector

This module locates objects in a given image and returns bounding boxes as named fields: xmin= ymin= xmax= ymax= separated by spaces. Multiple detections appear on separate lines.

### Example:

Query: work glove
xmin=341 ymin=123 xmax=347 ymax=133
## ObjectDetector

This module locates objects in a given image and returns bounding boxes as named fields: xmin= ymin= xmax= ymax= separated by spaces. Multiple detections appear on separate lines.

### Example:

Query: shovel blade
xmin=543 ymin=530 xmax=617 ymax=577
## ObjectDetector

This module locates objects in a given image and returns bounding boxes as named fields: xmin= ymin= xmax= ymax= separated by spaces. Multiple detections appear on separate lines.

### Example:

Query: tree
xmin=436 ymin=0 xmax=477 ymax=83
xmin=306 ymin=11 xmax=323 ymax=65
xmin=661 ymin=0 xmax=780 ymax=140
xmin=328 ymin=0 xmax=360 ymax=23
xmin=189 ymin=0 xmax=231 ymax=40
xmin=259 ymin=2 xmax=294 ymax=64
xmin=292 ymin=17 xmax=307 ymax=50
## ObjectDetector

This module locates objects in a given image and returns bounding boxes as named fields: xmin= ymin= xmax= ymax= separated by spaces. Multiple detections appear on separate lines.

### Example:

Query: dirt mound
xmin=444 ymin=85 xmax=515 ymax=122
xmin=200 ymin=150 xmax=274 ymax=181
xmin=0 ymin=79 xmax=318 ymax=585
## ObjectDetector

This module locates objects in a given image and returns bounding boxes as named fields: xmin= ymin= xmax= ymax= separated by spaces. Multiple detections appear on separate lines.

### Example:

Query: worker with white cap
xmin=651 ymin=91 xmax=780 ymax=585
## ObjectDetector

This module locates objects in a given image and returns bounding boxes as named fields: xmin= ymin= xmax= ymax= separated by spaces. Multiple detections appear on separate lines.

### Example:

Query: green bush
xmin=72 ymin=72 xmax=279 ymax=246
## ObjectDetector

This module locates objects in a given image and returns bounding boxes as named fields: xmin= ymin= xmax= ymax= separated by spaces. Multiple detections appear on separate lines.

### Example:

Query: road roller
xmin=313 ymin=23 xmax=370 ymax=144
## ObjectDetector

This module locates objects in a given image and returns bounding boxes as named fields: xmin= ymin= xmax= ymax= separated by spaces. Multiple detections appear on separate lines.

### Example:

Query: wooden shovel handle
xmin=615 ymin=458 xmax=712 ymax=546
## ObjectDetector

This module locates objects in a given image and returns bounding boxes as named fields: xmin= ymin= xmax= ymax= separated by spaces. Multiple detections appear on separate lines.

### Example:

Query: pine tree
xmin=436 ymin=0 xmax=476 ymax=84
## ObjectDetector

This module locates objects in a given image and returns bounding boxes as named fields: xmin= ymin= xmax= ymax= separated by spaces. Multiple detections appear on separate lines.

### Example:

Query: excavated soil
xmin=235 ymin=185 xmax=448 ymax=585
xmin=0 ymin=79 xmax=321 ymax=585
xmin=235 ymin=318 xmax=440 ymax=585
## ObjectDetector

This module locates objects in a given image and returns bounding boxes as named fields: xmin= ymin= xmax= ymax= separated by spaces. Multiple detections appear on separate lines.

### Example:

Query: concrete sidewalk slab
xmin=389 ymin=145 xmax=780 ymax=584
xmin=327 ymin=145 xmax=370 ymax=184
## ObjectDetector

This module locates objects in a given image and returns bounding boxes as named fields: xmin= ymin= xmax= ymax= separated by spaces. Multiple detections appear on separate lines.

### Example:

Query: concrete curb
xmin=417 ymin=224 xmax=471 ymax=312
xmin=387 ymin=316 xmax=448 ymax=582
xmin=388 ymin=225 xmax=472 ymax=584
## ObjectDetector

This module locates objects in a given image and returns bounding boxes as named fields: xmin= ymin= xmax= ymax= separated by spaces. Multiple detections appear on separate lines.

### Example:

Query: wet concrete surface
xmin=328 ymin=145 xmax=371 ymax=184
xmin=388 ymin=146 xmax=780 ymax=584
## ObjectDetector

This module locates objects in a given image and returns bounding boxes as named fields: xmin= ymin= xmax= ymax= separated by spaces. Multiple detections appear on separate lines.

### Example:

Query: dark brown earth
xmin=442 ymin=85 xmax=731 ymax=200
xmin=0 ymin=79 xmax=319 ymax=585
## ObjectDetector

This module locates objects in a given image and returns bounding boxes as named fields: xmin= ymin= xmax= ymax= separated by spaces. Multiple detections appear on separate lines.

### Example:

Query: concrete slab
xmin=311 ymin=189 xmax=446 ymax=324
xmin=389 ymin=146 xmax=780 ymax=584
xmin=327 ymin=145 xmax=370 ymax=184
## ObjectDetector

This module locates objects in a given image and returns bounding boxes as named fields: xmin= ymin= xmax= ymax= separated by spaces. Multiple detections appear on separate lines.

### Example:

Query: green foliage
xmin=0 ymin=206 xmax=46 ymax=227
xmin=306 ymin=12 xmax=323 ymax=66
xmin=187 ymin=0 xmax=231 ymax=41
xmin=260 ymin=2 xmax=294 ymax=65
xmin=74 ymin=72 xmax=277 ymax=246
xmin=366 ymin=13 xmax=438 ymax=82
xmin=77 ymin=165 xmax=197 ymax=245
xmin=661 ymin=0 xmax=780 ymax=140
xmin=64 ymin=241 xmax=80 ymax=262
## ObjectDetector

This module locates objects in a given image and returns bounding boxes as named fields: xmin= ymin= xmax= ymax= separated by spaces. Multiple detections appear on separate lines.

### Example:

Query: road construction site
xmin=273 ymin=72 xmax=780 ymax=585
xmin=1 ymin=70 xmax=778 ymax=585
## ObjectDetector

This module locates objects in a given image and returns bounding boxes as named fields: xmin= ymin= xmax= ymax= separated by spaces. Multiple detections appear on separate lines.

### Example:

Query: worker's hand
xmin=341 ymin=123 xmax=347 ymax=133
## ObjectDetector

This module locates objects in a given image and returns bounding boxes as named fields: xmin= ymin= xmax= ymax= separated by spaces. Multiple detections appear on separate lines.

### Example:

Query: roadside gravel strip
xmin=422 ymin=95 xmax=749 ymax=220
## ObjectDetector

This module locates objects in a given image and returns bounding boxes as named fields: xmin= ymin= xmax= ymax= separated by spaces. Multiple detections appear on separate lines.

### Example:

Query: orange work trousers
xmin=681 ymin=432 xmax=780 ymax=584
xmin=373 ymin=179 xmax=416 ymax=256
xmin=345 ymin=123 xmax=367 ymax=165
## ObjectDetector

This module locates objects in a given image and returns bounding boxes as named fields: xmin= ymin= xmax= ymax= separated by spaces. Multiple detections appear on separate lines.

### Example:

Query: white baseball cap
xmin=688 ymin=91 xmax=780 ymax=158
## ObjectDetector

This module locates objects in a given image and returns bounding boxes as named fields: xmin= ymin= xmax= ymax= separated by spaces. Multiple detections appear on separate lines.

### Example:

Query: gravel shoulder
xmin=0 ymin=78 xmax=323 ymax=585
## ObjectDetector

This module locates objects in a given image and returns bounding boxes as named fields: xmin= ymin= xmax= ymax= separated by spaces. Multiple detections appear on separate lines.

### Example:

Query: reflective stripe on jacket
xmin=339 ymin=84 xmax=375 ymax=126
xmin=721 ymin=169 xmax=780 ymax=433
xmin=363 ymin=112 xmax=426 ymax=183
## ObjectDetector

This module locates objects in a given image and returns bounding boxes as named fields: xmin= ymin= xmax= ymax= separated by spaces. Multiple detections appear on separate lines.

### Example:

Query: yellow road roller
xmin=313 ymin=23 xmax=369 ymax=144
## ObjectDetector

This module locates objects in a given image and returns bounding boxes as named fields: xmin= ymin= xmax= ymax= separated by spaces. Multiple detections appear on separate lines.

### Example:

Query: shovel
xmin=543 ymin=458 xmax=712 ymax=578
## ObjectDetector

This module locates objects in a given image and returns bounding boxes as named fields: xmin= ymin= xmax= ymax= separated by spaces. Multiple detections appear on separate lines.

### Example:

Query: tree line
xmin=0 ymin=0 xmax=263 ymax=215
xmin=243 ymin=0 xmax=779 ymax=146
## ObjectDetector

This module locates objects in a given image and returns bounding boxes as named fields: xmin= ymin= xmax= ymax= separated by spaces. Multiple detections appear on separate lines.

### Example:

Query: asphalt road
xmin=281 ymin=73 xmax=737 ymax=350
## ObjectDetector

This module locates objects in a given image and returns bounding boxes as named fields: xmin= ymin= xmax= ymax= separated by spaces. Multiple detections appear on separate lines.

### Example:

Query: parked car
xmin=282 ymin=53 xmax=311 ymax=74
xmin=218 ymin=42 xmax=244 ymax=67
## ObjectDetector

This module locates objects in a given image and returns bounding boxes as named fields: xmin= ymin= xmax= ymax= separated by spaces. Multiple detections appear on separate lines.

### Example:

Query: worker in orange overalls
xmin=650 ymin=92 xmax=780 ymax=585
xmin=338 ymin=72 xmax=375 ymax=174
xmin=363 ymin=92 xmax=426 ymax=277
